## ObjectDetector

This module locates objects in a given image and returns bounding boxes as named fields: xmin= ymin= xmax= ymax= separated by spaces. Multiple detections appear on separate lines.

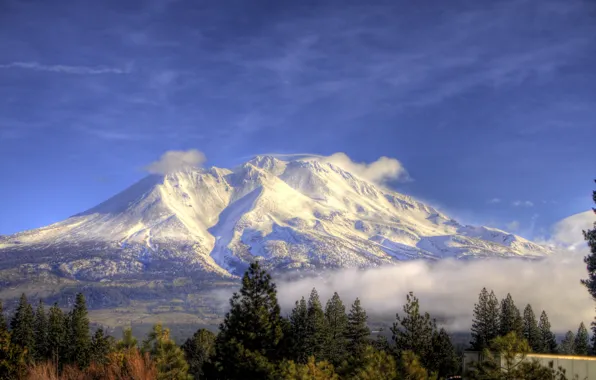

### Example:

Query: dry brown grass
xmin=26 ymin=349 xmax=157 ymax=380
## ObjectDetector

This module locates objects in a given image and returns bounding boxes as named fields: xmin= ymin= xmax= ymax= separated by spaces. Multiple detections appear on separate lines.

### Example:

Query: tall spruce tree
xmin=499 ymin=293 xmax=523 ymax=338
xmin=574 ymin=322 xmax=589 ymax=355
xmin=182 ymin=328 xmax=216 ymax=380
xmin=288 ymin=297 xmax=309 ymax=363
xmin=430 ymin=327 xmax=459 ymax=378
xmin=90 ymin=328 xmax=115 ymax=365
xmin=47 ymin=303 xmax=66 ymax=368
xmin=10 ymin=294 xmax=35 ymax=360
xmin=143 ymin=323 xmax=191 ymax=380
xmin=116 ymin=327 xmax=138 ymax=350
xmin=522 ymin=304 xmax=541 ymax=352
xmin=305 ymin=288 xmax=330 ymax=361
xmin=391 ymin=292 xmax=436 ymax=371
xmin=33 ymin=300 xmax=49 ymax=363
xmin=559 ymin=331 xmax=576 ymax=354
xmin=470 ymin=288 xmax=500 ymax=350
xmin=538 ymin=310 xmax=558 ymax=353
xmin=581 ymin=180 xmax=596 ymax=299
xmin=68 ymin=293 xmax=91 ymax=368
xmin=324 ymin=292 xmax=348 ymax=366
xmin=214 ymin=261 xmax=283 ymax=379
xmin=345 ymin=298 xmax=370 ymax=360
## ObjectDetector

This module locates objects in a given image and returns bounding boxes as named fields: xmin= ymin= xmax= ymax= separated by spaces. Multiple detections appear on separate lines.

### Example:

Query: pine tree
xmin=10 ymin=293 xmax=35 ymax=360
xmin=538 ymin=310 xmax=558 ymax=353
xmin=214 ymin=261 xmax=284 ymax=379
xmin=90 ymin=328 xmax=115 ymax=365
xmin=0 ymin=301 xmax=6 ymax=333
xmin=33 ymin=300 xmax=48 ymax=363
xmin=391 ymin=292 xmax=436 ymax=371
xmin=522 ymin=304 xmax=541 ymax=352
xmin=559 ymin=331 xmax=576 ymax=354
xmin=305 ymin=288 xmax=330 ymax=361
xmin=499 ymin=293 xmax=523 ymax=338
xmin=181 ymin=328 xmax=216 ymax=380
xmin=68 ymin=293 xmax=91 ymax=368
xmin=574 ymin=322 xmax=589 ymax=355
xmin=324 ymin=292 xmax=348 ymax=366
xmin=288 ymin=297 xmax=309 ymax=363
xmin=143 ymin=323 xmax=191 ymax=380
xmin=0 ymin=328 xmax=27 ymax=380
xmin=430 ymin=327 xmax=459 ymax=378
xmin=581 ymin=180 xmax=596 ymax=299
xmin=345 ymin=298 xmax=370 ymax=360
xmin=116 ymin=326 xmax=138 ymax=350
xmin=470 ymin=288 xmax=500 ymax=351
xmin=277 ymin=356 xmax=339 ymax=379
xmin=47 ymin=303 xmax=67 ymax=369
xmin=349 ymin=345 xmax=397 ymax=380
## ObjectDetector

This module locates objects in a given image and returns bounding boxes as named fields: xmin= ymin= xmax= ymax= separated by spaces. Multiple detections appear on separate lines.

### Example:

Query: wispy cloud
xmin=488 ymin=198 xmax=501 ymax=204
xmin=513 ymin=200 xmax=534 ymax=207
xmin=0 ymin=61 xmax=131 ymax=75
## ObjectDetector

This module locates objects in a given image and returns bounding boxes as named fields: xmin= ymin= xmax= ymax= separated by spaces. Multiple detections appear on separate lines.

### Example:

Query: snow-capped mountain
xmin=0 ymin=156 xmax=550 ymax=282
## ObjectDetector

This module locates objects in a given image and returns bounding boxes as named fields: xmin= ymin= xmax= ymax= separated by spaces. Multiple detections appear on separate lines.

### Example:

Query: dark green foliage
xmin=305 ymin=288 xmax=330 ymax=361
xmin=288 ymin=297 xmax=309 ymax=363
xmin=391 ymin=292 xmax=435 ymax=371
xmin=9 ymin=293 xmax=35 ymax=360
xmin=499 ymin=293 xmax=523 ymax=338
xmin=559 ymin=331 xmax=575 ymax=354
xmin=522 ymin=304 xmax=541 ymax=352
xmin=538 ymin=310 xmax=558 ymax=353
xmin=182 ymin=328 xmax=216 ymax=379
xmin=0 ymin=329 xmax=27 ymax=380
xmin=33 ymin=300 xmax=48 ymax=363
xmin=214 ymin=261 xmax=284 ymax=379
xmin=68 ymin=292 xmax=91 ymax=368
xmin=470 ymin=288 xmax=500 ymax=351
xmin=581 ymin=180 xmax=596 ymax=299
xmin=47 ymin=303 xmax=67 ymax=367
xmin=117 ymin=326 xmax=138 ymax=350
xmin=430 ymin=327 xmax=459 ymax=378
xmin=345 ymin=298 xmax=370 ymax=360
xmin=324 ymin=292 xmax=348 ymax=366
xmin=90 ymin=328 xmax=115 ymax=365
xmin=574 ymin=322 xmax=589 ymax=355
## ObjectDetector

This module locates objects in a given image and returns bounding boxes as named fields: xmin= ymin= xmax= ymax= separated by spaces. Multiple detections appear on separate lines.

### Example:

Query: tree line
xmin=0 ymin=181 xmax=592 ymax=379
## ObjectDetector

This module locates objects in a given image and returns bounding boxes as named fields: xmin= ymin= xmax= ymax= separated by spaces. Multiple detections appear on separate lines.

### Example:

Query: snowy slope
xmin=0 ymin=155 xmax=551 ymax=280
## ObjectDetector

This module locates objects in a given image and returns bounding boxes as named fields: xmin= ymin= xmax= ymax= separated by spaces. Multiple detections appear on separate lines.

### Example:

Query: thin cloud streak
xmin=0 ymin=61 xmax=131 ymax=75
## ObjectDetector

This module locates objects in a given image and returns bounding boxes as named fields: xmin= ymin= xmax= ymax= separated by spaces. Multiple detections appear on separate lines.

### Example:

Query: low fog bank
xmin=274 ymin=252 xmax=592 ymax=333
xmin=211 ymin=251 xmax=594 ymax=333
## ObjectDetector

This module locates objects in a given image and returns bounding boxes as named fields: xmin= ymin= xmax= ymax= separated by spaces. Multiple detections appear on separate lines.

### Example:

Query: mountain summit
xmin=0 ymin=155 xmax=550 ymax=284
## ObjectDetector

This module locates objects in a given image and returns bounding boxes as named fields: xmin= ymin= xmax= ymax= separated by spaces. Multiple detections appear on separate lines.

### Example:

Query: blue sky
xmin=0 ymin=0 xmax=594 ymax=238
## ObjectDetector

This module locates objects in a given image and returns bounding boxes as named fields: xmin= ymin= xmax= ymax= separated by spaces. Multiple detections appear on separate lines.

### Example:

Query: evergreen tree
xmin=47 ymin=303 xmax=67 ymax=368
xmin=581 ymin=180 xmax=596 ymax=299
xmin=143 ymin=323 xmax=191 ymax=380
xmin=538 ymin=310 xmax=558 ymax=353
xmin=90 ymin=327 xmax=115 ymax=365
xmin=0 ymin=301 xmax=6 ymax=333
xmin=288 ymin=297 xmax=309 ymax=363
xmin=499 ymin=293 xmax=523 ymax=338
xmin=277 ymin=356 xmax=339 ymax=380
xmin=116 ymin=326 xmax=138 ymax=350
xmin=214 ymin=261 xmax=284 ymax=379
xmin=574 ymin=322 xmax=589 ymax=355
xmin=9 ymin=293 xmax=34 ymax=360
xmin=349 ymin=345 xmax=397 ymax=380
xmin=399 ymin=350 xmax=437 ymax=380
xmin=391 ymin=292 xmax=435 ymax=371
xmin=305 ymin=288 xmax=330 ymax=361
xmin=470 ymin=288 xmax=500 ymax=351
xmin=345 ymin=298 xmax=370 ymax=360
xmin=559 ymin=331 xmax=575 ymax=354
xmin=0 ymin=329 xmax=27 ymax=380
xmin=33 ymin=300 xmax=48 ymax=363
xmin=68 ymin=293 xmax=91 ymax=368
xmin=522 ymin=304 xmax=541 ymax=352
xmin=430 ymin=327 xmax=459 ymax=378
xmin=181 ymin=328 xmax=216 ymax=380
xmin=324 ymin=292 xmax=348 ymax=366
